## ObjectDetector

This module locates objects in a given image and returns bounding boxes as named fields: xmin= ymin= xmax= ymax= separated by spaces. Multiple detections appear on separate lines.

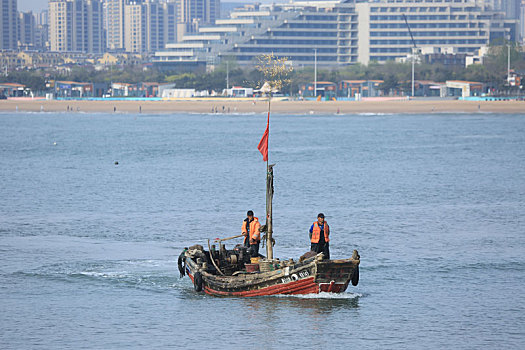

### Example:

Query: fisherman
xmin=242 ymin=210 xmax=261 ymax=257
xmin=309 ymin=213 xmax=330 ymax=260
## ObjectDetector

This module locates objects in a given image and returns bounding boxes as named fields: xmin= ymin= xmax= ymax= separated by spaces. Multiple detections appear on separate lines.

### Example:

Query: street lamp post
xmin=226 ymin=60 xmax=229 ymax=96
xmin=314 ymin=48 xmax=317 ymax=98
xmin=507 ymin=44 xmax=511 ymax=85
xmin=411 ymin=47 xmax=415 ymax=98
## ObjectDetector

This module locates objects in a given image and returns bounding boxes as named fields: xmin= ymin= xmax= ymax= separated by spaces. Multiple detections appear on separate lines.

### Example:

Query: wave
xmin=9 ymin=258 xmax=181 ymax=293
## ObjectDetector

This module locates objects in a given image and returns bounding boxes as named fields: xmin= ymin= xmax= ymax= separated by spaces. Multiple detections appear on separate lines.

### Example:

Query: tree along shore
xmin=1 ymin=44 xmax=524 ymax=95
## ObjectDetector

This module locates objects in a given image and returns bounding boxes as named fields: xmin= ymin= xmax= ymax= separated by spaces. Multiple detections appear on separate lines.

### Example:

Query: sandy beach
xmin=1 ymin=98 xmax=524 ymax=114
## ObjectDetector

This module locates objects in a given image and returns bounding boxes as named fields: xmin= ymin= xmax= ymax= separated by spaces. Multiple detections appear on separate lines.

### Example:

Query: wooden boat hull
xmin=183 ymin=253 xmax=359 ymax=297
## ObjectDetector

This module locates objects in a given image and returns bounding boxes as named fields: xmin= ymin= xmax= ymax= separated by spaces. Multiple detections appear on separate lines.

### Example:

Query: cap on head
xmin=317 ymin=213 xmax=325 ymax=219
xmin=247 ymin=210 xmax=254 ymax=216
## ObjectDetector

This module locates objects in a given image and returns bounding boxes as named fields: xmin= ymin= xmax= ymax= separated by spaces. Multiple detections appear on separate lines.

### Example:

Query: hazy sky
xmin=18 ymin=0 xmax=271 ymax=13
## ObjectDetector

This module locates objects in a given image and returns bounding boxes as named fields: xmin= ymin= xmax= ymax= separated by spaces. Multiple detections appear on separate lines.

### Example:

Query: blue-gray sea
xmin=1 ymin=111 xmax=524 ymax=349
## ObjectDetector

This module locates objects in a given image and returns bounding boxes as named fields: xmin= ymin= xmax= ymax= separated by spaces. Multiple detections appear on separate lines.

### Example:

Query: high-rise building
xmin=165 ymin=1 xmax=177 ymax=44
xmin=1 ymin=0 xmax=18 ymax=50
xmin=37 ymin=10 xmax=49 ymax=26
xmin=520 ymin=0 xmax=525 ymax=44
xmin=124 ymin=2 xmax=145 ymax=53
xmin=48 ymin=0 xmax=105 ymax=53
xmin=85 ymin=0 xmax=105 ymax=53
xmin=144 ymin=0 xmax=177 ymax=51
xmin=35 ymin=10 xmax=49 ymax=51
xmin=488 ymin=0 xmax=521 ymax=19
xmin=124 ymin=0 xmax=177 ymax=53
xmin=35 ymin=24 xmax=49 ymax=51
xmin=19 ymin=12 xmax=36 ymax=49
xmin=105 ymin=0 xmax=125 ymax=50
xmin=178 ymin=0 xmax=220 ymax=35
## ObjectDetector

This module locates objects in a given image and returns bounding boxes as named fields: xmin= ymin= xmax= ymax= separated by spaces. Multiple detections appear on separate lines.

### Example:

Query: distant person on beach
xmin=242 ymin=210 xmax=261 ymax=257
xmin=309 ymin=213 xmax=330 ymax=259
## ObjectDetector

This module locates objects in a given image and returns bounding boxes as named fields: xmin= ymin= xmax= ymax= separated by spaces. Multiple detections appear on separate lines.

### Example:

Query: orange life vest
xmin=311 ymin=221 xmax=329 ymax=243
xmin=242 ymin=217 xmax=261 ymax=244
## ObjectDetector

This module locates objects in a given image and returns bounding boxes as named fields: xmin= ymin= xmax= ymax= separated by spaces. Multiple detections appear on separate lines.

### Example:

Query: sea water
xmin=1 ymin=112 xmax=524 ymax=349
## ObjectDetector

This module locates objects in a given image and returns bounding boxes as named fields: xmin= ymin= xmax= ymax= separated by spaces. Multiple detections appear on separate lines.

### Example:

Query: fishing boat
xmin=178 ymin=239 xmax=360 ymax=296
xmin=178 ymin=149 xmax=360 ymax=296
xmin=178 ymin=60 xmax=359 ymax=296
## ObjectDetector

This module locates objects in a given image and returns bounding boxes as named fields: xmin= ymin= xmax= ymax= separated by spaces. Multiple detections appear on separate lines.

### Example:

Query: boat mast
xmin=266 ymin=97 xmax=274 ymax=260
xmin=256 ymin=53 xmax=291 ymax=261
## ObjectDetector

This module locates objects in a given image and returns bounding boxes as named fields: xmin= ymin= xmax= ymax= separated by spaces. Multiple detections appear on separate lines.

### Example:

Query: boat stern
xmin=315 ymin=250 xmax=360 ymax=293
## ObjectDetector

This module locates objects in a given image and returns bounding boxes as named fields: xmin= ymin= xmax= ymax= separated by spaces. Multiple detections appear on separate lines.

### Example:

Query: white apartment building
xmin=106 ymin=0 xmax=125 ymax=50
xmin=356 ymin=0 xmax=515 ymax=64
xmin=124 ymin=0 xmax=177 ymax=53
xmin=154 ymin=0 xmax=516 ymax=70
xmin=49 ymin=0 xmax=105 ymax=53
xmin=124 ymin=2 xmax=144 ymax=53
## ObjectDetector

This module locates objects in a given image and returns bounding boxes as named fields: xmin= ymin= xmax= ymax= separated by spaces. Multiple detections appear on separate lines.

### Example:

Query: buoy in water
xmin=114 ymin=161 xmax=119 ymax=165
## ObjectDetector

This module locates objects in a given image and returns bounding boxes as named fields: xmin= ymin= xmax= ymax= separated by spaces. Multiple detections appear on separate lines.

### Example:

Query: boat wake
xmin=273 ymin=292 xmax=362 ymax=299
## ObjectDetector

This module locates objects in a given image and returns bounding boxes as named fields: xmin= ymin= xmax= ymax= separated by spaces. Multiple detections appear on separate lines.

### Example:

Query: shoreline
xmin=1 ymin=99 xmax=524 ymax=114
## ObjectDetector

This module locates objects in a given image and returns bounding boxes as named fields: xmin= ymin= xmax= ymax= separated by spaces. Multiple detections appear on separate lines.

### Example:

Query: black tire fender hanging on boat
xmin=178 ymin=252 xmax=186 ymax=278
xmin=193 ymin=272 xmax=203 ymax=292
xmin=351 ymin=266 xmax=359 ymax=286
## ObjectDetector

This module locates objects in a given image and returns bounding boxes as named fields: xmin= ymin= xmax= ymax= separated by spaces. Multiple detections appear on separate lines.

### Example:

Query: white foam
xmin=79 ymin=271 xmax=128 ymax=278
xmin=357 ymin=112 xmax=394 ymax=116
xmin=273 ymin=292 xmax=362 ymax=299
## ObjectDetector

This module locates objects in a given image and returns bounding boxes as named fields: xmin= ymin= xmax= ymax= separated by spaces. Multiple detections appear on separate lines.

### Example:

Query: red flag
xmin=257 ymin=112 xmax=269 ymax=161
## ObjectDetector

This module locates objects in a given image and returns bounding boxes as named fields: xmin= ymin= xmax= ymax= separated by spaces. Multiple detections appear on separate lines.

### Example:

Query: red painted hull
xmin=186 ymin=258 xmax=356 ymax=297
xmin=204 ymin=276 xmax=319 ymax=296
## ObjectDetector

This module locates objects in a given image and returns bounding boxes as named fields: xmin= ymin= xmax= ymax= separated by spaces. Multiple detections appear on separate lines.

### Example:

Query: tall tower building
xmin=48 ymin=0 xmax=105 ymax=53
xmin=105 ymin=0 xmax=125 ymax=50
xmin=37 ymin=10 xmax=49 ymax=26
xmin=1 ymin=0 xmax=18 ymax=50
xmin=486 ymin=0 xmax=521 ymax=19
xmin=145 ymin=0 xmax=177 ymax=51
xmin=178 ymin=0 xmax=219 ymax=35
xmin=124 ymin=1 xmax=145 ymax=53
xmin=85 ymin=0 xmax=105 ymax=53
xmin=521 ymin=0 xmax=525 ymax=43
xmin=19 ymin=12 xmax=36 ymax=49
xmin=48 ymin=0 xmax=70 ymax=52
xmin=124 ymin=0 xmax=177 ymax=53
xmin=502 ymin=0 xmax=521 ymax=19
xmin=35 ymin=10 xmax=49 ymax=51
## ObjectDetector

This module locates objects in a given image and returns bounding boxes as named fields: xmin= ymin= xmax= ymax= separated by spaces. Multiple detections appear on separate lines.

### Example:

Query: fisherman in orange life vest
xmin=309 ymin=213 xmax=330 ymax=260
xmin=242 ymin=210 xmax=261 ymax=257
